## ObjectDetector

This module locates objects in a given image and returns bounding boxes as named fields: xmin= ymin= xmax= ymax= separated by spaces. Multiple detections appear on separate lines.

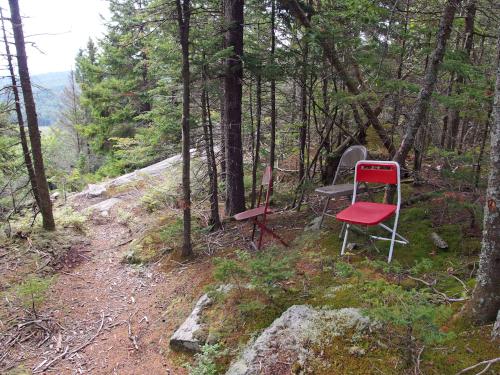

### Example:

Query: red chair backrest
xmin=356 ymin=162 xmax=398 ymax=185
xmin=261 ymin=166 xmax=272 ymax=186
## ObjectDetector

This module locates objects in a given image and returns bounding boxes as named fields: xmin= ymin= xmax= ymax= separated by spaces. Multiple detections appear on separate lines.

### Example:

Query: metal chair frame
xmin=337 ymin=160 xmax=409 ymax=263
xmin=317 ymin=145 xmax=368 ymax=230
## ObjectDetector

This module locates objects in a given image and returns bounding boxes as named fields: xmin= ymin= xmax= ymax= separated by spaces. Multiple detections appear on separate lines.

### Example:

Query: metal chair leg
xmin=319 ymin=197 xmax=330 ymax=229
xmin=387 ymin=214 xmax=400 ymax=263
xmin=339 ymin=222 xmax=346 ymax=239
xmin=341 ymin=224 xmax=350 ymax=255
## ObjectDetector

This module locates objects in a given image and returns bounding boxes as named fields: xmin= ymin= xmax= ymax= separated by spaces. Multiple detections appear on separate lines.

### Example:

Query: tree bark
xmin=176 ymin=0 xmax=192 ymax=257
xmin=269 ymin=0 xmax=277 ymax=170
xmin=298 ymin=39 xmax=308 ymax=182
xmin=448 ymin=0 xmax=476 ymax=151
xmin=224 ymin=0 xmax=246 ymax=216
xmin=251 ymin=74 xmax=262 ymax=208
xmin=0 ymin=7 xmax=40 ymax=208
xmin=202 ymin=58 xmax=222 ymax=230
xmin=8 ymin=0 xmax=55 ymax=230
xmin=393 ymin=0 xmax=460 ymax=166
xmin=466 ymin=37 xmax=500 ymax=323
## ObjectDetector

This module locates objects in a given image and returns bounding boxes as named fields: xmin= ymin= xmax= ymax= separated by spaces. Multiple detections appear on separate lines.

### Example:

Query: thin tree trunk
xmin=176 ymin=0 xmax=192 ymax=257
xmin=224 ymin=0 xmax=245 ymax=216
xmin=449 ymin=0 xmax=476 ymax=151
xmin=202 ymin=58 xmax=222 ymax=230
xmin=393 ymin=0 xmax=460 ymax=166
xmin=219 ymin=78 xmax=226 ymax=181
xmin=279 ymin=0 xmax=396 ymax=157
xmin=8 ymin=0 xmax=55 ymax=230
xmin=251 ymin=74 xmax=262 ymax=208
xmin=298 ymin=40 xmax=308 ymax=182
xmin=466 ymin=37 xmax=500 ymax=323
xmin=269 ymin=0 xmax=277 ymax=170
xmin=474 ymin=109 xmax=491 ymax=188
xmin=0 ymin=7 xmax=40 ymax=208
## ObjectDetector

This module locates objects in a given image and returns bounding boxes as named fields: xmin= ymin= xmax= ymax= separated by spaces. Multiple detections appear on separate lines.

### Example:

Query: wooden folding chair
xmin=234 ymin=166 xmax=288 ymax=250
xmin=336 ymin=161 xmax=409 ymax=263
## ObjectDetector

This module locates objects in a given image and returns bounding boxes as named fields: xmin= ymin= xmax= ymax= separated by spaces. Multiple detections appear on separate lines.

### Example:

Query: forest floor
xmin=1 ymin=154 xmax=499 ymax=374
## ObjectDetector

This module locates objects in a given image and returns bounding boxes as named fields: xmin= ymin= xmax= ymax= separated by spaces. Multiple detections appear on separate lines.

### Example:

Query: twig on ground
xmin=408 ymin=276 xmax=468 ymax=303
xmin=455 ymin=357 xmax=500 ymax=375
xmin=32 ymin=312 xmax=105 ymax=373
xmin=414 ymin=346 xmax=424 ymax=375
xmin=127 ymin=312 xmax=139 ymax=351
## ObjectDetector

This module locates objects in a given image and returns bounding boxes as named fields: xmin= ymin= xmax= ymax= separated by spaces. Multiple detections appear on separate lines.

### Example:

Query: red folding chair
xmin=336 ymin=161 xmax=408 ymax=262
xmin=234 ymin=166 xmax=288 ymax=250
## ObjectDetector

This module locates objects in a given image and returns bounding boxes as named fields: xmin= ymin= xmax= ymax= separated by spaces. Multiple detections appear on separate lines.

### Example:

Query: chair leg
xmin=257 ymin=222 xmax=265 ymax=250
xmin=387 ymin=214 xmax=400 ymax=263
xmin=319 ymin=197 xmax=330 ymax=228
xmin=251 ymin=218 xmax=257 ymax=242
xmin=339 ymin=222 xmax=346 ymax=239
xmin=341 ymin=224 xmax=350 ymax=256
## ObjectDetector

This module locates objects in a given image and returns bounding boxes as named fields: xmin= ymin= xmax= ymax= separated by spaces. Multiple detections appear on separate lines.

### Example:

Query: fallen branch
xmin=32 ymin=312 xmax=105 ymax=373
xmin=127 ymin=317 xmax=139 ymax=350
xmin=408 ymin=276 xmax=468 ymax=303
xmin=455 ymin=357 xmax=500 ymax=375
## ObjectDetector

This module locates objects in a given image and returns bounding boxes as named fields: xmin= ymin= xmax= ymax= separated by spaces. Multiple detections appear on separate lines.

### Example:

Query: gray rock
xmin=170 ymin=293 xmax=212 ymax=352
xmin=170 ymin=284 xmax=233 ymax=352
xmin=430 ymin=232 xmax=448 ymax=250
xmin=86 ymin=183 xmax=107 ymax=198
xmin=348 ymin=345 xmax=366 ymax=356
xmin=304 ymin=216 xmax=322 ymax=232
xmin=86 ymin=198 xmax=122 ymax=214
xmin=347 ymin=242 xmax=358 ymax=251
xmin=225 ymin=305 xmax=372 ymax=375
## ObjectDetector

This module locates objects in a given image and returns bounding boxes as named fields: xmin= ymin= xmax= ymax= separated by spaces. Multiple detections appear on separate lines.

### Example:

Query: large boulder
xmin=170 ymin=293 xmax=212 ymax=352
xmin=226 ymin=305 xmax=373 ymax=375
xmin=170 ymin=285 xmax=232 ymax=352
xmin=86 ymin=197 xmax=122 ymax=217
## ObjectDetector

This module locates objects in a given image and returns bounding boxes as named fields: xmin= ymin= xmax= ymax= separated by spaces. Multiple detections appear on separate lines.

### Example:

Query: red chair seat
xmin=336 ymin=202 xmax=396 ymax=225
xmin=234 ymin=206 xmax=273 ymax=221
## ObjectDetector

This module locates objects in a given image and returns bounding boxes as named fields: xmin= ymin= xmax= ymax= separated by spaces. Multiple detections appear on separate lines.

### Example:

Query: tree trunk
xmin=251 ymin=74 xmax=262 ymax=208
xmin=224 ymin=0 xmax=246 ymax=216
xmin=269 ymin=0 xmax=277 ymax=170
xmin=279 ymin=0 xmax=396 ymax=157
xmin=202 ymin=58 xmax=222 ymax=230
xmin=176 ymin=0 xmax=192 ymax=257
xmin=298 ymin=40 xmax=308 ymax=182
xmin=448 ymin=0 xmax=476 ymax=151
xmin=393 ymin=0 xmax=460 ymax=166
xmin=8 ymin=0 xmax=55 ymax=230
xmin=0 ymin=7 xmax=40 ymax=208
xmin=466 ymin=37 xmax=500 ymax=324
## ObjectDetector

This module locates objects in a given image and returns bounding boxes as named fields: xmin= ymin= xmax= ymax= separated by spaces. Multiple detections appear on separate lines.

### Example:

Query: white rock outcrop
xmin=226 ymin=305 xmax=372 ymax=375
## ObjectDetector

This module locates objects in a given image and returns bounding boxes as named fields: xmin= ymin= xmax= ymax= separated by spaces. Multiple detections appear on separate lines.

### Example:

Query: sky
xmin=2 ymin=0 xmax=110 ymax=75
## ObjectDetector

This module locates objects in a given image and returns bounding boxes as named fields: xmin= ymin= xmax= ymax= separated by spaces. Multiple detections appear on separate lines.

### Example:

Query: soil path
xmin=28 ymin=198 xmax=211 ymax=374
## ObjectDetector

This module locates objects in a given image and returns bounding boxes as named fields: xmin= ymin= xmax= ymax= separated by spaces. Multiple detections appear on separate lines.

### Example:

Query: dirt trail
xmin=25 ymin=193 xmax=211 ymax=374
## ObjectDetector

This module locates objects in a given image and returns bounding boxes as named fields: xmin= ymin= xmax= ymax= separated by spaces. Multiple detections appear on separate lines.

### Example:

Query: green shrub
xmin=334 ymin=261 xmax=356 ymax=278
xmin=187 ymin=344 xmax=226 ymax=375
xmin=213 ymin=249 xmax=295 ymax=300
xmin=410 ymin=258 xmax=434 ymax=275
xmin=361 ymin=280 xmax=454 ymax=345
xmin=15 ymin=276 xmax=54 ymax=316
xmin=55 ymin=206 xmax=87 ymax=232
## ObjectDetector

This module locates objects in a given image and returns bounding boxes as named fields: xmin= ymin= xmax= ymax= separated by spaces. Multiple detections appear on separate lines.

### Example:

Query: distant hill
xmin=32 ymin=71 xmax=70 ymax=126
xmin=1 ymin=70 xmax=70 ymax=127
